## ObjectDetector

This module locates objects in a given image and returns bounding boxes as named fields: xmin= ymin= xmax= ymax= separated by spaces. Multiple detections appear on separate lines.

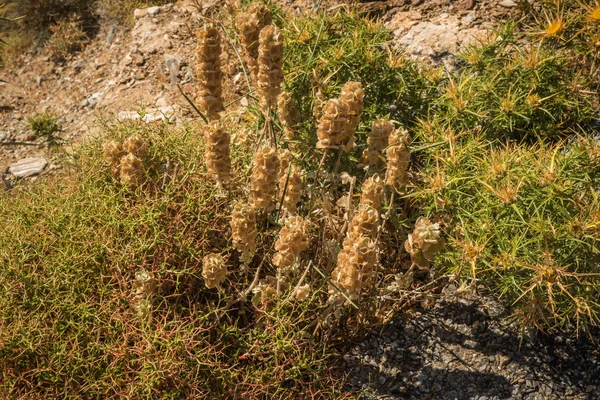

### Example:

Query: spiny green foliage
xmin=26 ymin=111 xmax=62 ymax=142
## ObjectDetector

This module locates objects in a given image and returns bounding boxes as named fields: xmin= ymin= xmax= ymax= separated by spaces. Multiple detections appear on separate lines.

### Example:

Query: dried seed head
xmin=316 ymin=98 xmax=348 ymax=149
xmin=278 ymin=148 xmax=293 ymax=178
xmin=385 ymin=128 xmax=411 ymax=193
xmin=359 ymin=174 xmax=385 ymax=212
xmin=273 ymin=215 xmax=309 ymax=271
xmin=251 ymin=4 xmax=272 ymax=27
xmin=123 ymin=133 xmax=148 ymax=158
xmin=347 ymin=205 xmax=379 ymax=243
xmin=120 ymin=153 xmax=145 ymax=187
xmin=231 ymin=202 xmax=257 ymax=262
xmin=204 ymin=121 xmax=231 ymax=186
xmin=339 ymin=81 xmax=364 ymax=151
xmin=278 ymin=92 xmax=300 ymax=140
xmin=251 ymin=146 xmax=280 ymax=210
xmin=257 ymin=25 xmax=284 ymax=109
xmin=236 ymin=11 xmax=260 ymax=80
xmin=279 ymin=165 xmax=303 ymax=215
xmin=103 ymin=139 xmax=125 ymax=174
xmin=294 ymin=284 xmax=310 ymax=301
xmin=361 ymin=119 xmax=394 ymax=167
xmin=331 ymin=235 xmax=377 ymax=301
xmin=202 ymin=253 xmax=228 ymax=289
xmin=404 ymin=217 xmax=444 ymax=270
xmin=133 ymin=270 xmax=157 ymax=318
xmin=197 ymin=24 xmax=223 ymax=120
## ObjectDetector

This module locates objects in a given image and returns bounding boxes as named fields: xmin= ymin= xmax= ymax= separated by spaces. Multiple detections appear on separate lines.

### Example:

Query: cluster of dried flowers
xmin=235 ymin=4 xmax=272 ymax=82
xmin=196 ymin=24 xmax=223 ymax=120
xmin=231 ymin=202 xmax=257 ymax=263
xmin=250 ymin=146 xmax=280 ymax=210
xmin=339 ymin=81 xmax=364 ymax=151
xmin=257 ymin=25 xmax=284 ymax=109
xmin=204 ymin=121 xmax=231 ymax=187
xmin=331 ymin=175 xmax=385 ymax=301
xmin=385 ymin=128 xmax=412 ymax=193
xmin=103 ymin=133 xmax=148 ymax=188
xmin=361 ymin=119 xmax=394 ymax=168
xmin=272 ymin=215 xmax=309 ymax=272
xmin=202 ymin=253 xmax=228 ymax=289
xmin=405 ymin=217 xmax=444 ymax=270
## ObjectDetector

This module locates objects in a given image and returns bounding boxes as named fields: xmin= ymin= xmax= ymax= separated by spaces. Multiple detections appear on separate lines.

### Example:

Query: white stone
xmin=134 ymin=8 xmax=147 ymax=19
xmin=147 ymin=6 xmax=160 ymax=16
xmin=9 ymin=158 xmax=48 ymax=178
xmin=499 ymin=0 xmax=517 ymax=7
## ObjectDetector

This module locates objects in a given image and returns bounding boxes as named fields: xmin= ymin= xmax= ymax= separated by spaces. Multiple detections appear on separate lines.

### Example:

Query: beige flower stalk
xmin=235 ymin=5 xmax=271 ymax=81
xmin=257 ymin=25 xmax=284 ymax=109
xmin=120 ymin=153 xmax=145 ymax=187
xmin=123 ymin=133 xmax=148 ymax=158
xmin=103 ymin=139 xmax=125 ymax=175
xmin=278 ymin=92 xmax=300 ymax=141
xmin=272 ymin=215 xmax=309 ymax=272
xmin=202 ymin=253 xmax=228 ymax=289
xmin=278 ymin=148 xmax=293 ymax=178
xmin=316 ymin=98 xmax=348 ymax=149
xmin=359 ymin=174 xmax=385 ymax=212
xmin=251 ymin=146 xmax=280 ymax=210
xmin=231 ymin=202 xmax=257 ymax=263
xmin=361 ymin=120 xmax=394 ymax=168
xmin=279 ymin=165 xmax=303 ymax=215
xmin=339 ymin=81 xmax=364 ymax=151
xmin=385 ymin=128 xmax=411 ymax=193
xmin=404 ymin=217 xmax=444 ymax=270
xmin=204 ymin=121 xmax=231 ymax=187
xmin=346 ymin=205 xmax=379 ymax=244
xmin=197 ymin=24 xmax=223 ymax=120
xmin=331 ymin=235 xmax=377 ymax=301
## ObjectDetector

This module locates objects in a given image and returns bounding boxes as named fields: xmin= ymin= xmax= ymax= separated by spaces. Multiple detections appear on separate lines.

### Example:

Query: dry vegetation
xmin=1 ymin=0 xmax=600 ymax=398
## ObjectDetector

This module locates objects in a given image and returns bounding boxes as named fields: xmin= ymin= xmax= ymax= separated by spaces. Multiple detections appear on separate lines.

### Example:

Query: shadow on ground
xmin=337 ymin=285 xmax=600 ymax=400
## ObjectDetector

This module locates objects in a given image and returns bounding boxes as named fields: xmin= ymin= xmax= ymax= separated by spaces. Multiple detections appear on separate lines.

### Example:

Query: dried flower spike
xmin=278 ymin=92 xmax=300 ymax=141
xmin=331 ymin=235 xmax=377 ymax=301
xmin=339 ymin=81 xmax=364 ymax=151
xmin=251 ymin=146 xmax=280 ymax=210
xmin=202 ymin=253 xmax=228 ymax=289
xmin=404 ymin=217 xmax=444 ymax=270
xmin=103 ymin=139 xmax=125 ymax=175
xmin=120 ymin=153 xmax=145 ymax=187
xmin=385 ymin=128 xmax=411 ymax=193
xmin=279 ymin=165 xmax=303 ymax=215
xmin=197 ymin=24 xmax=223 ymax=120
xmin=257 ymin=25 xmax=284 ymax=109
xmin=361 ymin=120 xmax=394 ymax=168
xmin=123 ymin=133 xmax=148 ymax=158
xmin=359 ymin=174 xmax=385 ymax=212
xmin=346 ymin=205 xmax=379 ymax=243
xmin=316 ymin=99 xmax=348 ymax=149
xmin=236 ymin=5 xmax=272 ymax=81
xmin=231 ymin=202 xmax=257 ymax=263
xmin=272 ymin=215 xmax=309 ymax=272
xmin=204 ymin=121 xmax=231 ymax=187
xmin=293 ymin=284 xmax=310 ymax=301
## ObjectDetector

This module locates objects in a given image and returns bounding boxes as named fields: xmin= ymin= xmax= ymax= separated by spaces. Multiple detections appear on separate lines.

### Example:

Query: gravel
xmin=339 ymin=284 xmax=600 ymax=399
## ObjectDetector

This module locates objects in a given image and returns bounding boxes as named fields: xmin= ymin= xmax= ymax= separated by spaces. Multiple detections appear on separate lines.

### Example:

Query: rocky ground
xmin=340 ymin=284 xmax=600 ymax=400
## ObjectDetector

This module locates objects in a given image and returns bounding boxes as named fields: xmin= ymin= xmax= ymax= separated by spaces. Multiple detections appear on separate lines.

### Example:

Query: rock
xmin=81 ymin=91 xmax=105 ymax=109
xmin=9 ymin=157 xmax=48 ymax=178
xmin=164 ymin=54 xmax=183 ymax=84
xmin=134 ymin=8 xmax=147 ymax=19
xmin=147 ymin=6 xmax=160 ymax=16
xmin=499 ymin=0 xmax=517 ymax=7
xmin=106 ymin=25 xmax=117 ymax=45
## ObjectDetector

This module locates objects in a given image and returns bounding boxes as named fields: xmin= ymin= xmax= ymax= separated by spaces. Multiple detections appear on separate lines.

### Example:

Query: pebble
xmin=8 ymin=157 xmax=48 ymax=178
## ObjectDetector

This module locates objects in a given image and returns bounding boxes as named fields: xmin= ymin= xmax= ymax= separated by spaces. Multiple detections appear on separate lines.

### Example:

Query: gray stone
xmin=147 ymin=6 xmax=160 ymax=16
xmin=9 ymin=157 xmax=48 ymax=178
